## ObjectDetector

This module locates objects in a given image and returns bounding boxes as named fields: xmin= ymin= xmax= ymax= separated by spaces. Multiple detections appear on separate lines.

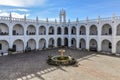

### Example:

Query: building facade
xmin=0 ymin=9 xmax=120 ymax=56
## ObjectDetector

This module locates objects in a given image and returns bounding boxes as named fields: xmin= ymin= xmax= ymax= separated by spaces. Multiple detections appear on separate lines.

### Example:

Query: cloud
xmin=0 ymin=12 xmax=30 ymax=18
xmin=0 ymin=0 xmax=47 ymax=7
xmin=10 ymin=8 xmax=30 ymax=12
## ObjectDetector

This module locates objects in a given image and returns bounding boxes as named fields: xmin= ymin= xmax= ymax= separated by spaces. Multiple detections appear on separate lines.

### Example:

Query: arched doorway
xmin=64 ymin=38 xmax=68 ymax=47
xmin=71 ymin=26 xmax=76 ymax=35
xmin=48 ymin=38 xmax=55 ymax=48
xmin=71 ymin=38 xmax=76 ymax=48
xmin=79 ymin=26 xmax=86 ymax=35
xmin=13 ymin=24 xmax=24 ymax=35
xmin=13 ymin=39 xmax=24 ymax=52
xmin=0 ymin=23 xmax=9 ymax=35
xmin=102 ymin=24 xmax=112 ymax=35
xmin=89 ymin=25 xmax=97 ymax=35
xmin=79 ymin=38 xmax=86 ymax=49
xmin=116 ymin=41 xmax=120 ymax=54
xmin=116 ymin=24 xmax=120 ymax=35
xmin=101 ymin=40 xmax=112 ymax=52
xmin=39 ymin=38 xmax=46 ymax=50
xmin=27 ymin=39 xmax=36 ymax=50
xmin=57 ymin=38 xmax=62 ymax=46
xmin=64 ymin=27 xmax=68 ymax=34
xmin=57 ymin=27 xmax=61 ymax=34
xmin=27 ymin=25 xmax=36 ymax=35
xmin=89 ymin=39 xmax=97 ymax=51
xmin=0 ymin=40 xmax=9 ymax=53
xmin=49 ymin=26 xmax=54 ymax=35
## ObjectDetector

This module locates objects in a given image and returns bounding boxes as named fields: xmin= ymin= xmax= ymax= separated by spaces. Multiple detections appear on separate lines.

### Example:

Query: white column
xmin=9 ymin=23 xmax=13 ymax=48
xmin=46 ymin=38 xmax=48 ymax=48
xmin=76 ymin=25 xmax=79 ymax=48
xmin=112 ymin=22 xmax=116 ymax=53
xmin=98 ymin=23 xmax=101 ymax=51
xmin=54 ymin=38 xmax=57 ymax=47
xmin=68 ymin=38 xmax=71 ymax=47
xmin=86 ymin=25 xmax=89 ymax=50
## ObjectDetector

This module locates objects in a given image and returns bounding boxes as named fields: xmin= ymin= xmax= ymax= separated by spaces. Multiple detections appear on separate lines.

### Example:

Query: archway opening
xmin=71 ymin=26 xmax=76 ymax=35
xmin=0 ymin=23 xmax=9 ymax=35
xmin=57 ymin=38 xmax=62 ymax=47
xmin=71 ymin=38 xmax=76 ymax=48
xmin=102 ymin=24 xmax=112 ymax=35
xmin=39 ymin=26 xmax=46 ymax=35
xmin=13 ymin=39 xmax=24 ymax=52
xmin=79 ymin=26 xmax=86 ymax=35
xmin=27 ymin=25 xmax=36 ymax=35
xmin=0 ymin=40 xmax=9 ymax=53
xmin=89 ymin=39 xmax=97 ymax=51
xmin=26 ymin=39 xmax=36 ymax=50
xmin=49 ymin=26 xmax=54 ymax=35
xmin=39 ymin=38 xmax=46 ymax=50
xmin=64 ymin=38 xmax=68 ymax=47
xmin=79 ymin=38 xmax=86 ymax=49
xmin=48 ymin=38 xmax=55 ymax=48
xmin=101 ymin=40 xmax=112 ymax=52
xmin=57 ymin=27 xmax=61 ymax=34
xmin=89 ymin=25 xmax=97 ymax=35
xmin=13 ymin=24 xmax=24 ymax=35
xmin=64 ymin=27 xmax=68 ymax=34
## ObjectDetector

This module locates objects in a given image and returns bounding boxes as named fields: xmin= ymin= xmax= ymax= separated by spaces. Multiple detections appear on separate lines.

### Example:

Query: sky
xmin=0 ymin=0 xmax=120 ymax=21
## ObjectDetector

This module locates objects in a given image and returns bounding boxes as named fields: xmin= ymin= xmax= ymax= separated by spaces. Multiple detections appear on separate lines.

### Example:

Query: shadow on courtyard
xmin=0 ymin=48 xmax=97 ymax=80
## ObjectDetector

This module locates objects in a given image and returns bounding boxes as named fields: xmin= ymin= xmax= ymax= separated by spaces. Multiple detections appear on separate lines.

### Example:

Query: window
xmin=0 ymin=43 xmax=2 ymax=50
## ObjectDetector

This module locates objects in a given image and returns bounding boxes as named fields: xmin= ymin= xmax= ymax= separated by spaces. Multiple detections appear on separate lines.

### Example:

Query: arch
xmin=101 ymin=39 xmax=112 ymax=52
xmin=102 ymin=24 xmax=112 ymax=35
xmin=89 ymin=25 xmax=97 ymax=35
xmin=39 ymin=38 xmax=46 ymax=50
xmin=27 ymin=25 xmax=36 ymax=35
xmin=39 ymin=26 xmax=46 ymax=35
xmin=0 ymin=40 xmax=9 ymax=53
xmin=64 ymin=37 xmax=68 ymax=46
xmin=48 ymin=38 xmax=55 ymax=48
xmin=49 ymin=26 xmax=54 ymax=35
xmin=64 ymin=27 xmax=68 ymax=34
xmin=79 ymin=26 xmax=86 ymax=35
xmin=116 ymin=24 xmax=120 ymax=35
xmin=0 ymin=23 xmax=9 ymax=35
xmin=13 ymin=24 xmax=24 ymax=35
xmin=116 ymin=41 xmax=120 ymax=54
xmin=71 ymin=26 xmax=76 ymax=35
xmin=57 ymin=27 xmax=61 ymax=34
xmin=79 ymin=38 xmax=86 ymax=49
xmin=13 ymin=39 xmax=24 ymax=52
xmin=89 ymin=39 xmax=97 ymax=51
xmin=57 ymin=38 xmax=62 ymax=46
xmin=71 ymin=38 xmax=76 ymax=48
xmin=26 ymin=39 xmax=36 ymax=50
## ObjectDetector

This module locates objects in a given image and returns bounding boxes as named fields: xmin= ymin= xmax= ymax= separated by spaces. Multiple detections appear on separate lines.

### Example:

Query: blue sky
xmin=0 ymin=0 xmax=120 ymax=21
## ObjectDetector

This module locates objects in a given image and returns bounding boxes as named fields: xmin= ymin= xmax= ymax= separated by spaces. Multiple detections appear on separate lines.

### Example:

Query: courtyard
xmin=0 ymin=48 xmax=120 ymax=80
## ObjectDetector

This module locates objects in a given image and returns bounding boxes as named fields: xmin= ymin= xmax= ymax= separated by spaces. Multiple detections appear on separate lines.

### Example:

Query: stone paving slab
xmin=0 ymin=48 xmax=120 ymax=80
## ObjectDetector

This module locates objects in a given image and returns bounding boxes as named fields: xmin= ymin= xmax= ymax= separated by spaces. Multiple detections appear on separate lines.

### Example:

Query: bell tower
xmin=59 ymin=9 xmax=66 ymax=23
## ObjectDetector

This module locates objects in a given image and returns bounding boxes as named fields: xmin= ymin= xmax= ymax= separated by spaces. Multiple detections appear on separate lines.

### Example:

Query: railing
xmin=0 ymin=16 xmax=120 ymax=24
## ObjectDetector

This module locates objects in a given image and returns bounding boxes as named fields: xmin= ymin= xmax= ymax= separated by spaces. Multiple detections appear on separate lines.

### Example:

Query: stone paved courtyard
xmin=0 ymin=48 xmax=120 ymax=80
